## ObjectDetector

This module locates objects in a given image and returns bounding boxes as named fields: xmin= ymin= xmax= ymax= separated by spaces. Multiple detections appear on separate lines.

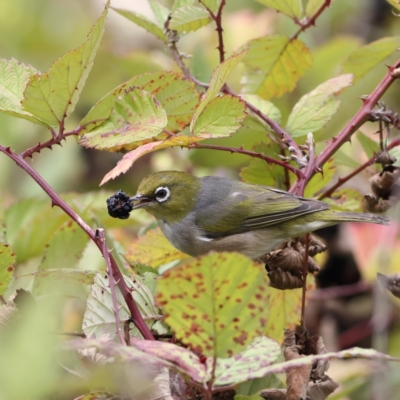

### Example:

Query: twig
xmin=293 ymin=133 xmax=316 ymax=196
xmin=199 ymin=0 xmax=226 ymax=63
xmin=315 ymin=59 xmax=400 ymax=172
xmin=300 ymin=233 xmax=311 ymax=329
xmin=20 ymin=126 xmax=86 ymax=159
xmin=0 ymin=145 xmax=155 ymax=341
xmin=188 ymin=142 xmax=304 ymax=179
xmin=97 ymin=228 xmax=126 ymax=345
xmin=318 ymin=157 xmax=375 ymax=200
xmin=289 ymin=58 xmax=400 ymax=193
xmin=291 ymin=0 xmax=332 ymax=41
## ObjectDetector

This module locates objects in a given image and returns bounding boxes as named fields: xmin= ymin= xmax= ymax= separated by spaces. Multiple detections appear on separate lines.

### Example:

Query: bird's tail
xmin=320 ymin=210 xmax=390 ymax=226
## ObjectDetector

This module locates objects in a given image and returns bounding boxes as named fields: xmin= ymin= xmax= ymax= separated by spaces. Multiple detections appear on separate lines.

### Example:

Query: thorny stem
xmin=0 ymin=145 xmax=155 ymax=341
xmin=291 ymin=57 xmax=400 ymax=194
xmin=199 ymin=0 xmax=227 ymax=64
xmin=318 ymin=157 xmax=375 ymax=200
xmin=318 ymin=133 xmax=400 ymax=199
xmin=97 ymin=228 xmax=126 ymax=345
xmin=315 ymin=58 xmax=400 ymax=171
xmin=291 ymin=0 xmax=332 ymax=41
xmin=188 ymin=142 xmax=304 ymax=179
xmin=292 ymin=134 xmax=316 ymax=196
xmin=300 ymin=233 xmax=311 ymax=329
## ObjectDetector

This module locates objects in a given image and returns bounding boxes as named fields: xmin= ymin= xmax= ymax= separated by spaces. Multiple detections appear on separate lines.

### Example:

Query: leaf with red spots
xmin=156 ymin=252 xmax=270 ymax=358
xmin=0 ymin=243 xmax=16 ymax=296
xmin=126 ymin=228 xmax=188 ymax=268
xmin=211 ymin=336 xmax=281 ymax=387
xmin=80 ymin=72 xmax=201 ymax=133
xmin=79 ymin=88 xmax=168 ymax=152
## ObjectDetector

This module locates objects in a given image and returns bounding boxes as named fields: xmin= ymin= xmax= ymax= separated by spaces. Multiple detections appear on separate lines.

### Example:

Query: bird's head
xmin=130 ymin=171 xmax=201 ymax=223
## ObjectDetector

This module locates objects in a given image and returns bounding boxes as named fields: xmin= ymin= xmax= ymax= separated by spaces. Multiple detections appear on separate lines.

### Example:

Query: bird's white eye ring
xmin=155 ymin=186 xmax=170 ymax=203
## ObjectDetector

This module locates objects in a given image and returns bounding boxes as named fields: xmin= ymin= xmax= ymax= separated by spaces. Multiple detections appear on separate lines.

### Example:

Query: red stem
xmin=188 ymin=142 xmax=304 ymax=179
xmin=290 ymin=58 xmax=400 ymax=193
xmin=291 ymin=0 xmax=332 ymax=41
xmin=300 ymin=233 xmax=311 ymax=329
xmin=97 ymin=228 xmax=126 ymax=345
xmin=0 ymin=145 xmax=155 ymax=341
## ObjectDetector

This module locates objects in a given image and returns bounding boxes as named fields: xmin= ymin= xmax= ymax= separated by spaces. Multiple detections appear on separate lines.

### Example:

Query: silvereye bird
xmin=122 ymin=171 xmax=389 ymax=260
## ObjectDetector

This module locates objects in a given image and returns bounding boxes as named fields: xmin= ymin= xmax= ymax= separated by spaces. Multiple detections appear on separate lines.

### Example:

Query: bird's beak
xmin=129 ymin=194 xmax=152 ymax=210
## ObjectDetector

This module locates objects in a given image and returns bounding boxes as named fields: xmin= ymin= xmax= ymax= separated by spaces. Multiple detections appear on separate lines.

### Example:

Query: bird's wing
xmin=195 ymin=180 xmax=329 ymax=237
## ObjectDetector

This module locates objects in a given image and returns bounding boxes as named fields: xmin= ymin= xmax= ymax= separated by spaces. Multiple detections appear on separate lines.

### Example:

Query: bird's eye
xmin=155 ymin=186 xmax=170 ymax=203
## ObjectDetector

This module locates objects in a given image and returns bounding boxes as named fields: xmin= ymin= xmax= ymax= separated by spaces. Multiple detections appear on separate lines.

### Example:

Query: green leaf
xmin=81 ymin=72 xmax=201 ymax=133
xmin=305 ymin=0 xmax=325 ymax=17
xmin=190 ymin=50 xmax=247 ymax=132
xmin=79 ymin=88 xmax=168 ymax=152
xmin=323 ymin=188 xmax=364 ymax=212
xmin=112 ymin=8 xmax=167 ymax=43
xmin=236 ymin=374 xmax=283 ymax=396
xmin=358 ymin=131 xmax=380 ymax=159
xmin=32 ymin=269 xmax=96 ymax=300
xmin=126 ymin=228 xmax=188 ymax=268
xmin=335 ymin=149 xmax=361 ymax=169
xmin=83 ymin=273 xmax=158 ymax=340
xmin=386 ymin=0 xmax=400 ymax=11
xmin=173 ymin=0 xmax=195 ymax=10
xmin=256 ymin=0 xmax=303 ymax=19
xmin=304 ymin=158 xmax=336 ymax=197
xmin=192 ymin=95 xmax=246 ymax=137
xmin=341 ymin=37 xmax=400 ymax=83
xmin=240 ymin=143 xmax=290 ymax=190
xmin=0 ymin=244 xmax=16 ymax=296
xmin=200 ymin=0 xmax=219 ymax=12
xmin=169 ymin=6 xmax=211 ymax=33
xmin=0 ymin=59 xmax=47 ymax=125
xmin=242 ymin=36 xmax=312 ymax=100
xmin=212 ymin=336 xmax=281 ymax=386
xmin=156 ymin=252 xmax=270 ymax=358
xmin=22 ymin=1 xmax=110 ymax=126
xmin=286 ymin=74 xmax=353 ymax=137
xmin=100 ymin=135 xmax=205 ymax=184
xmin=5 ymin=198 xmax=69 ymax=263
xmin=149 ymin=0 xmax=170 ymax=26
xmin=241 ymin=94 xmax=281 ymax=124
xmin=38 ymin=221 xmax=89 ymax=271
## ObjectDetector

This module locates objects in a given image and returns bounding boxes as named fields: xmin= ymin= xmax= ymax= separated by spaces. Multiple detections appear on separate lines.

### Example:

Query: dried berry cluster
xmin=264 ymin=236 xmax=327 ymax=290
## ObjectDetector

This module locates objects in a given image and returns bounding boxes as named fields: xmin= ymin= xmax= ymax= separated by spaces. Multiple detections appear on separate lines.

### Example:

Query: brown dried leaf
xmin=260 ymin=388 xmax=287 ymax=399
xmin=377 ymin=272 xmax=400 ymax=298
xmin=284 ymin=345 xmax=311 ymax=400
xmin=310 ymin=336 xmax=329 ymax=381
xmin=307 ymin=375 xmax=339 ymax=400
xmin=268 ymin=268 xmax=303 ymax=290
xmin=370 ymin=171 xmax=395 ymax=197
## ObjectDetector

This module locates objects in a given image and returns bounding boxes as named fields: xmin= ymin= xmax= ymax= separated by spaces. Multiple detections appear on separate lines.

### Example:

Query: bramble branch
xmin=188 ymin=142 xmax=304 ymax=179
xmin=97 ymin=228 xmax=126 ymax=345
xmin=291 ymin=0 xmax=332 ymax=41
xmin=0 ymin=145 xmax=155 ymax=341
xmin=199 ymin=0 xmax=227 ymax=63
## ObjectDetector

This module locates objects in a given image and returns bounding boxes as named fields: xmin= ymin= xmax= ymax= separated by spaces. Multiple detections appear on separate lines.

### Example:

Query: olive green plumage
xmin=130 ymin=171 xmax=389 ymax=259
